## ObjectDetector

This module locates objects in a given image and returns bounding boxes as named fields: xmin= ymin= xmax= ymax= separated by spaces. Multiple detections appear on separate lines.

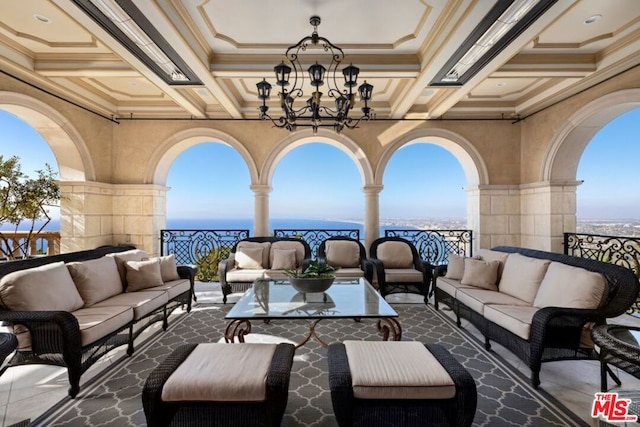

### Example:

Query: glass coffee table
xmin=224 ymin=277 xmax=401 ymax=348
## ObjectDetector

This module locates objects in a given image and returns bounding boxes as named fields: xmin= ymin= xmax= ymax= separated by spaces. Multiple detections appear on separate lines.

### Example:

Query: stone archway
xmin=376 ymin=128 xmax=489 ymax=250
xmin=257 ymin=128 xmax=375 ymax=241
xmin=542 ymin=88 xmax=640 ymax=183
xmin=0 ymin=91 xmax=94 ymax=182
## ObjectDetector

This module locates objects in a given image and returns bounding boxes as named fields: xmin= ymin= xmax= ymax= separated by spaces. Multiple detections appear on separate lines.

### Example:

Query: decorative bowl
xmin=289 ymin=277 xmax=335 ymax=293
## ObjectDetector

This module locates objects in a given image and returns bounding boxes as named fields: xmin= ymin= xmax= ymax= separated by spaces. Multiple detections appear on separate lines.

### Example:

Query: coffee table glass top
xmin=225 ymin=278 xmax=397 ymax=320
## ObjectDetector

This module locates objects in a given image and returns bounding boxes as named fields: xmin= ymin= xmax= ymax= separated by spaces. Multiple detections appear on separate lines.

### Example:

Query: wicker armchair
xmin=317 ymin=236 xmax=373 ymax=283
xmin=369 ymin=237 xmax=431 ymax=304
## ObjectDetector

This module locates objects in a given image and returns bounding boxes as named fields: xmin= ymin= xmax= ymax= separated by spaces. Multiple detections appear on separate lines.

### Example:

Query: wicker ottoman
xmin=328 ymin=341 xmax=476 ymax=427
xmin=142 ymin=342 xmax=295 ymax=427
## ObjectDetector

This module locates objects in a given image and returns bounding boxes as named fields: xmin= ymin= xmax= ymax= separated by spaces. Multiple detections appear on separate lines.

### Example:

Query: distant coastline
xmin=2 ymin=217 xmax=639 ymax=238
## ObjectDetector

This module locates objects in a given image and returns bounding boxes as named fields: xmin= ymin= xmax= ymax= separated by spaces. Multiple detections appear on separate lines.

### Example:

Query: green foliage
xmin=194 ymin=245 xmax=231 ymax=282
xmin=0 ymin=155 xmax=60 ymax=259
xmin=284 ymin=260 xmax=338 ymax=279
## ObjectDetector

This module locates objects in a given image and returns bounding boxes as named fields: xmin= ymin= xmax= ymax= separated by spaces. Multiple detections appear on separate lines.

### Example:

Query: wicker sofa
xmin=0 ymin=245 xmax=195 ymax=397
xmin=218 ymin=237 xmax=312 ymax=303
xmin=433 ymin=246 xmax=640 ymax=388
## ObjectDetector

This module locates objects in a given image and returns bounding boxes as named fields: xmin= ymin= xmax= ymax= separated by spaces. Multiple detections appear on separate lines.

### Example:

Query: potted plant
xmin=284 ymin=260 xmax=339 ymax=293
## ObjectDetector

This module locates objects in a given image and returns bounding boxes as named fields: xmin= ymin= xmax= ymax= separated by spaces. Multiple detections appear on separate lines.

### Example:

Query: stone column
xmin=363 ymin=185 xmax=383 ymax=254
xmin=466 ymin=185 xmax=521 ymax=251
xmin=520 ymin=181 xmax=579 ymax=252
xmin=251 ymin=184 xmax=272 ymax=237
xmin=59 ymin=181 xmax=115 ymax=253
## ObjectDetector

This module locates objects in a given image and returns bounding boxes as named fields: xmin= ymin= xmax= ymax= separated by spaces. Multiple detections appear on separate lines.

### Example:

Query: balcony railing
xmin=384 ymin=229 xmax=473 ymax=265
xmin=160 ymin=229 xmax=250 ymax=281
xmin=0 ymin=231 xmax=61 ymax=259
xmin=273 ymin=229 xmax=360 ymax=259
xmin=564 ymin=232 xmax=640 ymax=313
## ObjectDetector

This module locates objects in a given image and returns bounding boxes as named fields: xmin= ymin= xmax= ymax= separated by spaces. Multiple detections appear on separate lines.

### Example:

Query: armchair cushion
xmin=325 ymin=241 xmax=360 ymax=268
xmin=376 ymin=241 xmax=413 ymax=269
xmin=67 ymin=256 xmax=123 ymax=306
xmin=460 ymin=258 xmax=500 ymax=291
xmin=125 ymin=259 xmax=164 ymax=292
xmin=385 ymin=268 xmax=423 ymax=283
xmin=271 ymin=248 xmax=297 ymax=270
xmin=534 ymin=261 xmax=607 ymax=309
xmin=236 ymin=242 xmax=271 ymax=269
xmin=236 ymin=246 xmax=266 ymax=269
xmin=271 ymin=241 xmax=305 ymax=268
xmin=0 ymin=261 xmax=84 ymax=312
xmin=499 ymin=253 xmax=550 ymax=304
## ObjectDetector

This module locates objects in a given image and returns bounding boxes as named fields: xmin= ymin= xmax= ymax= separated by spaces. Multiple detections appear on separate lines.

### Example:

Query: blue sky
xmin=0 ymin=108 xmax=638 ymax=221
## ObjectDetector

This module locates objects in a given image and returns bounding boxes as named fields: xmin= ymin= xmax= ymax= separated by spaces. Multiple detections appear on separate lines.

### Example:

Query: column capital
xmin=250 ymin=184 xmax=272 ymax=194
xmin=362 ymin=185 xmax=383 ymax=195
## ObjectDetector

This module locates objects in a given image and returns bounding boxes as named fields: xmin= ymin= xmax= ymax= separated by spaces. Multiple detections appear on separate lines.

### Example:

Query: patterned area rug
xmin=34 ymin=303 xmax=586 ymax=426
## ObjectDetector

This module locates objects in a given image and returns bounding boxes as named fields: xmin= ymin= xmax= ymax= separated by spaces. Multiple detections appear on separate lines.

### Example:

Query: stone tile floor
xmin=1 ymin=282 xmax=639 ymax=426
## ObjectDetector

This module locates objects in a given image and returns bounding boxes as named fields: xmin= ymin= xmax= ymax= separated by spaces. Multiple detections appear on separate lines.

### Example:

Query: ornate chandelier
xmin=256 ymin=16 xmax=374 ymax=134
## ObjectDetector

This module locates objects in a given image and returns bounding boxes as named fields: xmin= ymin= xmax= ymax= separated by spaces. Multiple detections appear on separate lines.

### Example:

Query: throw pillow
xmin=107 ymin=249 xmax=148 ymax=288
xmin=460 ymin=258 xmax=500 ymax=290
xmin=476 ymin=249 xmax=510 ymax=281
xmin=325 ymin=240 xmax=360 ymax=268
xmin=533 ymin=262 xmax=608 ymax=309
xmin=270 ymin=248 xmax=297 ymax=270
xmin=0 ymin=261 xmax=84 ymax=312
xmin=377 ymin=241 xmax=413 ymax=269
xmin=146 ymin=254 xmax=181 ymax=281
xmin=236 ymin=246 xmax=265 ymax=269
xmin=498 ymin=253 xmax=551 ymax=304
xmin=124 ymin=259 xmax=164 ymax=292
xmin=271 ymin=241 xmax=305 ymax=267
xmin=444 ymin=253 xmax=465 ymax=280
xmin=67 ymin=256 xmax=122 ymax=306
xmin=236 ymin=241 xmax=271 ymax=269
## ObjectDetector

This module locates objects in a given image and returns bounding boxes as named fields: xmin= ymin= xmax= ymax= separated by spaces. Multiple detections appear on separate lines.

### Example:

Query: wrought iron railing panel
xmin=273 ymin=229 xmax=360 ymax=259
xmin=564 ymin=232 xmax=640 ymax=313
xmin=160 ymin=229 xmax=250 ymax=282
xmin=384 ymin=229 xmax=473 ymax=266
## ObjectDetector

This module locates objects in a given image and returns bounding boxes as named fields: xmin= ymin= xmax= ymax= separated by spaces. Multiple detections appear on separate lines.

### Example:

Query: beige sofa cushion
xmin=271 ymin=241 xmax=305 ymax=268
xmin=499 ymin=253 xmax=550 ymax=304
xmin=145 ymin=279 xmax=191 ymax=299
xmin=67 ymin=256 xmax=122 ymax=306
xmin=236 ymin=241 xmax=271 ymax=269
xmin=484 ymin=305 xmax=539 ymax=340
xmin=125 ymin=259 xmax=164 ymax=292
xmin=146 ymin=254 xmax=180 ymax=282
xmin=326 ymin=241 xmax=360 ymax=268
xmin=270 ymin=248 xmax=297 ymax=270
xmin=456 ymin=288 xmax=529 ymax=315
xmin=476 ymin=249 xmax=510 ymax=281
xmin=236 ymin=246 xmax=265 ymax=269
xmin=344 ymin=341 xmax=456 ymax=400
xmin=93 ymin=290 xmax=168 ymax=320
xmin=534 ymin=262 xmax=608 ymax=309
xmin=436 ymin=277 xmax=476 ymax=299
xmin=161 ymin=343 xmax=278 ymax=402
xmin=377 ymin=241 xmax=413 ymax=269
xmin=72 ymin=305 xmax=134 ymax=346
xmin=333 ymin=267 xmax=364 ymax=278
xmin=460 ymin=258 xmax=500 ymax=291
xmin=0 ymin=261 xmax=84 ymax=312
xmin=107 ymin=249 xmax=148 ymax=287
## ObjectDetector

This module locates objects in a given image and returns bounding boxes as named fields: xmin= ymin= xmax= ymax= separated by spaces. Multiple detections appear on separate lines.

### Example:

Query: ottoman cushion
xmin=161 ymin=343 xmax=277 ymax=402
xmin=344 ymin=340 xmax=456 ymax=399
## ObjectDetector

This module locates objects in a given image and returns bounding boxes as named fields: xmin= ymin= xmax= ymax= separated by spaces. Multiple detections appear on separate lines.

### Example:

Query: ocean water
xmin=0 ymin=218 xmax=414 ymax=234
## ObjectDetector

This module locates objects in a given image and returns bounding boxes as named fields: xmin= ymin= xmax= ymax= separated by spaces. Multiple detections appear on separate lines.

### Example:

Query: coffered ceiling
xmin=1 ymin=0 xmax=639 ymax=121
